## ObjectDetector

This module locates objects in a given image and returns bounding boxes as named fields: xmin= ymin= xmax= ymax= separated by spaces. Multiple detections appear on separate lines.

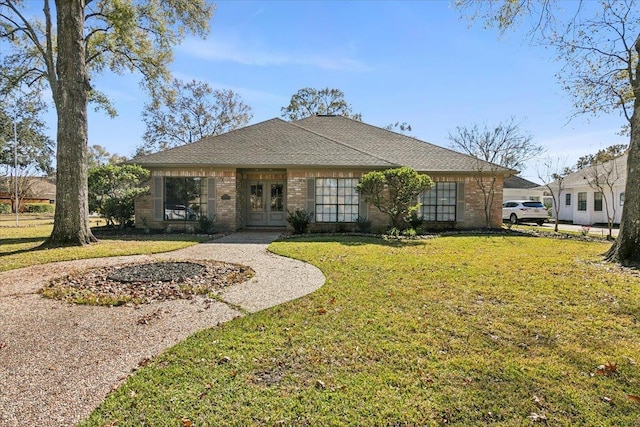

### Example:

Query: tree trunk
xmin=44 ymin=0 xmax=96 ymax=247
xmin=605 ymin=104 xmax=640 ymax=265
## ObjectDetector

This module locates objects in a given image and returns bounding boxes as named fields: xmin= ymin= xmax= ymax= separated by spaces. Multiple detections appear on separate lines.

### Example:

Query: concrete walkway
xmin=0 ymin=231 xmax=325 ymax=427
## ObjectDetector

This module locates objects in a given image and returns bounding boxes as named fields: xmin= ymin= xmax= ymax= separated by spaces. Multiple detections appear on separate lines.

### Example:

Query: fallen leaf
xmin=181 ymin=418 xmax=193 ymax=427
xmin=628 ymin=394 xmax=640 ymax=404
xmin=317 ymin=308 xmax=327 ymax=315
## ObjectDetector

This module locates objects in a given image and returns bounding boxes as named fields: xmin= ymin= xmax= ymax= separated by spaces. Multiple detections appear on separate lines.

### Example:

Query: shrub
xmin=355 ymin=216 xmax=372 ymax=233
xmin=0 ymin=203 xmax=11 ymax=214
xmin=287 ymin=209 xmax=313 ymax=234
xmin=335 ymin=222 xmax=350 ymax=233
xmin=198 ymin=215 xmax=216 ymax=234
xmin=409 ymin=210 xmax=423 ymax=230
xmin=24 ymin=203 xmax=55 ymax=213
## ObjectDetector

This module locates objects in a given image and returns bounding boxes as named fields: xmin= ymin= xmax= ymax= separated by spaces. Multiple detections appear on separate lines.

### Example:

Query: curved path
xmin=0 ymin=231 xmax=325 ymax=427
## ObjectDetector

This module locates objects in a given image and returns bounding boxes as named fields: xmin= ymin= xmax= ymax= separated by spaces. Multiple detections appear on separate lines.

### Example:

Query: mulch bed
xmin=41 ymin=260 xmax=254 ymax=305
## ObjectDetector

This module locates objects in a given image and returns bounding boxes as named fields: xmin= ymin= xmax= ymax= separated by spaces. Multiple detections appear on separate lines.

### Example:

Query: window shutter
xmin=153 ymin=177 xmax=163 ymax=221
xmin=456 ymin=182 xmax=465 ymax=222
xmin=306 ymin=178 xmax=315 ymax=222
xmin=207 ymin=178 xmax=216 ymax=219
xmin=359 ymin=197 xmax=368 ymax=219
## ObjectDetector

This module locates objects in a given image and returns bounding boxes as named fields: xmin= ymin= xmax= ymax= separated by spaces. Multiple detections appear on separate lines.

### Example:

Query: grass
xmin=0 ymin=220 xmax=207 ymax=272
xmin=78 ymin=235 xmax=640 ymax=426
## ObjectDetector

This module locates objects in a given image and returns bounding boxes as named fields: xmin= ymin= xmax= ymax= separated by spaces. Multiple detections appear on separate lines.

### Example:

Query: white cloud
xmin=179 ymin=37 xmax=373 ymax=73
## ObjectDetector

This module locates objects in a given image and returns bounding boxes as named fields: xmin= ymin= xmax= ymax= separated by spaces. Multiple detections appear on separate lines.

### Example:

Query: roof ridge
xmin=295 ymin=115 xmax=515 ymax=173
xmin=288 ymin=119 xmax=398 ymax=167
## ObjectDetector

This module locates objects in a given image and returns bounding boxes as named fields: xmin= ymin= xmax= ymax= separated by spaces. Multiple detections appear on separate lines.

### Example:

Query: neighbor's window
xmin=164 ymin=177 xmax=205 ymax=221
xmin=565 ymin=193 xmax=571 ymax=206
xmin=419 ymin=182 xmax=457 ymax=221
xmin=315 ymin=178 xmax=359 ymax=222
xmin=594 ymin=192 xmax=603 ymax=211
xmin=620 ymin=192 xmax=625 ymax=206
xmin=577 ymin=192 xmax=587 ymax=211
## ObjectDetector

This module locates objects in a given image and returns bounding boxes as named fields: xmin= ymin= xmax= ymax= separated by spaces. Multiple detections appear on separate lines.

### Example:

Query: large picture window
xmin=315 ymin=178 xmax=359 ymax=222
xmin=577 ymin=192 xmax=587 ymax=211
xmin=419 ymin=182 xmax=457 ymax=221
xmin=164 ymin=177 xmax=205 ymax=221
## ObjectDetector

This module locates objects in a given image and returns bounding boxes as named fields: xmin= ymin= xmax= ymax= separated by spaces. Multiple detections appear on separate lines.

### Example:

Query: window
xmin=577 ymin=192 xmax=587 ymax=211
xmin=565 ymin=193 xmax=571 ymax=206
xmin=164 ymin=177 xmax=205 ymax=221
xmin=315 ymin=178 xmax=359 ymax=222
xmin=620 ymin=192 xmax=625 ymax=206
xmin=420 ymin=182 xmax=457 ymax=221
xmin=594 ymin=192 xmax=603 ymax=211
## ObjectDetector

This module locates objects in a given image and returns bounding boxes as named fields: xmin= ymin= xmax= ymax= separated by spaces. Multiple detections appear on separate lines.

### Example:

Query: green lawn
xmin=0 ymin=221 xmax=206 ymax=272
xmin=79 ymin=235 xmax=640 ymax=426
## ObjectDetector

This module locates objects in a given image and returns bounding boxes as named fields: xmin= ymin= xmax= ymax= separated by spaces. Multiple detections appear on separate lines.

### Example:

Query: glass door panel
xmin=270 ymin=184 xmax=284 ymax=212
xmin=249 ymin=184 xmax=263 ymax=212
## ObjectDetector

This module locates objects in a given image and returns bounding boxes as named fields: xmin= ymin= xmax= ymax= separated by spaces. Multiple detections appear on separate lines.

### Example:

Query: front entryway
xmin=247 ymin=181 xmax=287 ymax=227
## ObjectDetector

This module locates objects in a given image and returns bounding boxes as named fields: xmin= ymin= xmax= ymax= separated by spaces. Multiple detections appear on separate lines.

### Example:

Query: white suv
xmin=502 ymin=200 xmax=548 ymax=225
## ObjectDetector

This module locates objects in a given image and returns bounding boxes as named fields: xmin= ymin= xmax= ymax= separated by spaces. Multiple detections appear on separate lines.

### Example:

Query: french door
xmin=247 ymin=181 xmax=286 ymax=226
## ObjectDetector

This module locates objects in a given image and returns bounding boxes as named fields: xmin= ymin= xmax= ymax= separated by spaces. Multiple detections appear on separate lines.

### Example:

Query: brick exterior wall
xmin=135 ymin=167 xmax=505 ymax=232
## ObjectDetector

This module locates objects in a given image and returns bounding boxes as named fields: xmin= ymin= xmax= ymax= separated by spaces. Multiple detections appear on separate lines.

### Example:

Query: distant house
xmin=133 ymin=116 xmax=514 ymax=231
xmin=503 ymin=175 xmax=545 ymax=203
xmin=0 ymin=176 xmax=56 ymax=212
xmin=543 ymin=154 xmax=627 ymax=225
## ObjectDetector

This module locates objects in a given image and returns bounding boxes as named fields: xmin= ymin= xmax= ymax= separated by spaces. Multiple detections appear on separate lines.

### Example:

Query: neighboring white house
xmin=542 ymin=154 xmax=627 ymax=225
xmin=503 ymin=175 xmax=546 ymax=203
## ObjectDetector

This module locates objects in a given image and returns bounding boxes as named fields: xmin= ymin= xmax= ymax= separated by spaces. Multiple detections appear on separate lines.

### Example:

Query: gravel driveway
xmin=0 ymin=231 xmax=325 ymax=427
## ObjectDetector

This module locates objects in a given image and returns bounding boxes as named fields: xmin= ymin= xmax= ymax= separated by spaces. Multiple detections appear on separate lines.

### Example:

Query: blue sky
xmin=71 ymin=0 xmax=628 ymax=182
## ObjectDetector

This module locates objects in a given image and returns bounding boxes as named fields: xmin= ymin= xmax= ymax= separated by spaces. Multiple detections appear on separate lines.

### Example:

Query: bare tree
xmin=1 ymin=164 xmax=38 ymax=213
xmin=584 ymin=156 xmax=625 ymax=239
xmin=281 ymin=87 xmax=362 ymax=121
xmin=449 ymin=117 xmax=543 ymax=227
xmin=139 ymin=79 xmax=253 ymax=155
xmin=455 ymin=0 xmax=640 ymax=265
xmin=537 ymin=156 xmax=568 ymax=232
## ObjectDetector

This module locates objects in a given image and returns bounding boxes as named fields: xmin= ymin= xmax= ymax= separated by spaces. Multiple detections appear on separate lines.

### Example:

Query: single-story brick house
xmin=133 ymin=115 xmax=514 ymax=231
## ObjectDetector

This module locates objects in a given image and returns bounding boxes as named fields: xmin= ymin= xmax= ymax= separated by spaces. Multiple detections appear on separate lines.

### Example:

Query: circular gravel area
xmin=41 ymin=260 xmax=254 ymax=305
xmin=106 ymin=261 xmax=206 ymax=283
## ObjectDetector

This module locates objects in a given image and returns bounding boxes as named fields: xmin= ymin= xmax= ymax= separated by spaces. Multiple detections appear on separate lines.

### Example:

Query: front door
xmin=247 ymin=181 xmax=286 ymax=226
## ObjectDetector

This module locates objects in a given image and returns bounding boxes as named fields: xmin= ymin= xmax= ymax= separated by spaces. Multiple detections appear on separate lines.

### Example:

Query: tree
xmin=356 ymin=167 xmax=433 ymax=230
xmin=281 ymin=87 xmax=362 ymax=121
xmin=0 ymin=90 xmax=54 ymax=176
xmin=455 ymin=0 xmax=640 ymax=265
xmin=0 ymin=0 xmax=213 ymax=246
xmin=584 ymin=156 xmax=624 ymax=239
xmin=384 ymin=122 xmax=412 ymax=134
xmin=573 ymin=144 xmax=628 ymax=171
xmin=448 ymin=117 xmax=542 ymax=227
xmin=88 ymin=164 xmax=149 ymax=227
xmin=88 ymin=144 xmax=127 ymax=169
xmin=537 ymin=156 xmax=568 ymax=232
xmin=0 ymin=88 xmax=54 ymax=213
xmin=138 ymin=79 xmax=252 ymax=156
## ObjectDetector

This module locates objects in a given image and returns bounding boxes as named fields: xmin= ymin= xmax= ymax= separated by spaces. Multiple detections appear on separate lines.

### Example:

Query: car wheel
xmin=536 ymin=220 xmax=545 ymax=226
xmin=510 ymin=213 xmax=518 ymax=225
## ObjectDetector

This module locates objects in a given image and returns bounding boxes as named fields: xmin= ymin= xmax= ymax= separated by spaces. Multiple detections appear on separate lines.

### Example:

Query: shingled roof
xmin=134 ymin=115 xmax=512 ymax=174
xmin=503 ymin=175 xmax=540 ymax=189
